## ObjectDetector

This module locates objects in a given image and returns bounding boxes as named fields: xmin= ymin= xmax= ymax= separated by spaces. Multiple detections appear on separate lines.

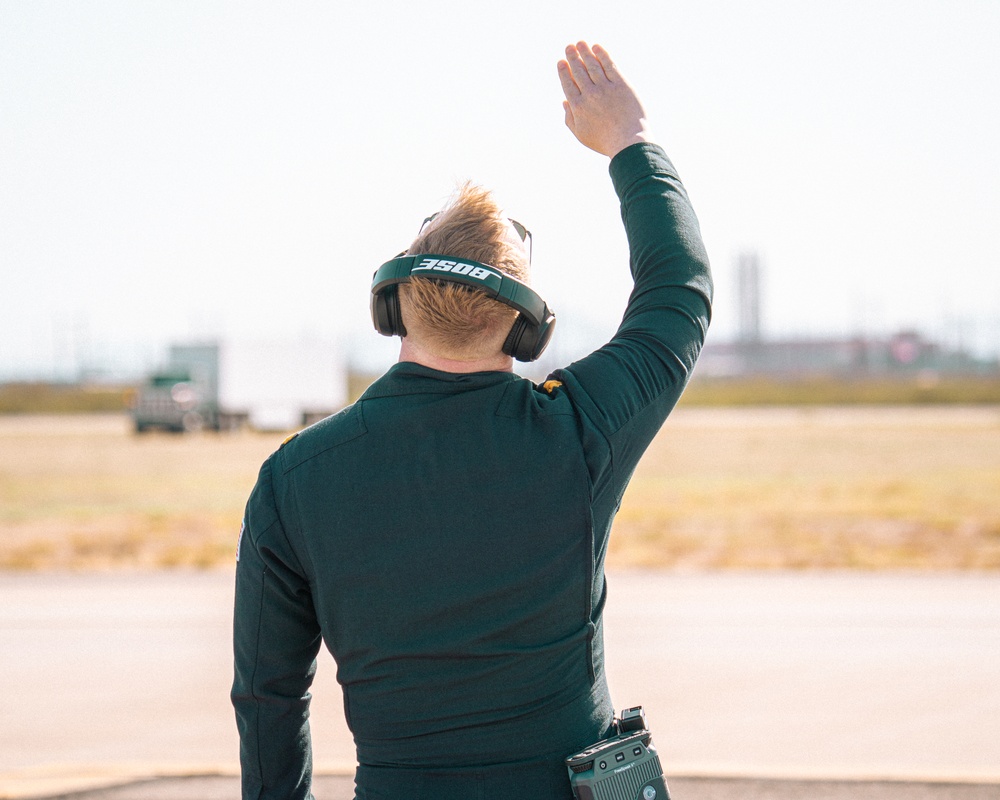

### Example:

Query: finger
xmin=575 ymin=40 xmax=607 ymax=84
xmin=591 ymin=43 xmax=619 ymax=82
xmin=565 ymin=43 xmax=595 ymax=87
xmin=557 ymin=58 xmax=580 ymax=99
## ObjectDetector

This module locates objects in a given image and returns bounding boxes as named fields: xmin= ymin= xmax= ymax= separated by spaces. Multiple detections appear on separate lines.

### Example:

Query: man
xmin=232 ymin=41 xmax=712 ymax=800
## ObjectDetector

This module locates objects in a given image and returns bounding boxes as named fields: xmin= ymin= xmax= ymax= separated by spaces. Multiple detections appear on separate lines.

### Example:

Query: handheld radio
xmin=565 ymin=706 xmax=670 ymax=800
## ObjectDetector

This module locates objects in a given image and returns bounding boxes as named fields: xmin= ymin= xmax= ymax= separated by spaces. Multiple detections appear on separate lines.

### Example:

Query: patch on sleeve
xmin=236 ymin=519 xmax=245 ymax=562
xmin=541 ymin=379 xmax=563 ymax=394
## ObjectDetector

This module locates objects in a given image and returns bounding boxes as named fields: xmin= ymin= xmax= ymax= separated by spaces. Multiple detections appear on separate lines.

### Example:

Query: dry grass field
xmin=1 ymin=407 xmax=999 ymax=571
xmin=613 ymin=406 xmax=1000 ymax=569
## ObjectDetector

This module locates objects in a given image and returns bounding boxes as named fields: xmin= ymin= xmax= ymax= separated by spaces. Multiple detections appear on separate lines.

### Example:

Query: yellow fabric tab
xmin=541 ymin=379 xmax=563 ymax=394
xmin=281 ymin=432 xmax=299 ymax=447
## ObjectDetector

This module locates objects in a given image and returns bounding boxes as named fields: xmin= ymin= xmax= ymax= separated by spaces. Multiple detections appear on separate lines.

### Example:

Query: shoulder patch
xmin=281 ymin=432 xmax=299 ymax=447
xmin=541 ymin=379 xmax=563 ymax=394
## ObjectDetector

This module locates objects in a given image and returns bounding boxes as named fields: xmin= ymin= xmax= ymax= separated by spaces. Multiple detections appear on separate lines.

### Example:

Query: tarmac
xmin=2 ymin=570 xmax=999 ymax=799
xmin=24 ymin=773 xmax=1000 ymax=800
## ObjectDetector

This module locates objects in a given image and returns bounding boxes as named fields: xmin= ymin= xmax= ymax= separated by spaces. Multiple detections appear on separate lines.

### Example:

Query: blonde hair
xmin=399 ymin=183 xmax=530 ymax=361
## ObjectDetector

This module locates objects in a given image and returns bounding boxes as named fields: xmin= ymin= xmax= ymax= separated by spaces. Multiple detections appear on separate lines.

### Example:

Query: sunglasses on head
xmin=419 ymin=213 xmax=533 ymax=264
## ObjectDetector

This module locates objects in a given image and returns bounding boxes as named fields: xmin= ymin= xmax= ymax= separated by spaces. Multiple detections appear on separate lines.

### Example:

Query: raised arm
xmin=552 ymin=42 xmax=713 ymax=499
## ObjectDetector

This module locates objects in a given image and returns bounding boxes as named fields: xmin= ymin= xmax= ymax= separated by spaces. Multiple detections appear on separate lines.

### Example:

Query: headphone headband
xmin=371 ymin=255 xmax=551 ymax=326
xmin=369 ymin=253 xmax=556 ymax=362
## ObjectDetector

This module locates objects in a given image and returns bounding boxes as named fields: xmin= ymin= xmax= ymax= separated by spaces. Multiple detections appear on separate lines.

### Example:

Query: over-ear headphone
xmin=370 ymin=254 xmax=556 ymax=363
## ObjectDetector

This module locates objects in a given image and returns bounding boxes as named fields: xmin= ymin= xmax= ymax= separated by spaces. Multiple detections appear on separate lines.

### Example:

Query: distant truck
xmin=133 ymin=340 xmax=345 ymax=433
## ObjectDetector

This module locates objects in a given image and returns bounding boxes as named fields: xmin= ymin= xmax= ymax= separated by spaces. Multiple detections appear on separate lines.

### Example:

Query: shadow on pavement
xmin=31 ymin=774 xmax=1000 ymax=800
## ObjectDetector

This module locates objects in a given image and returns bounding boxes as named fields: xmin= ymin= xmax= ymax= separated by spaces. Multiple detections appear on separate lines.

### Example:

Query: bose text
xmin=413 ymin=258 xmax=500 ymax=282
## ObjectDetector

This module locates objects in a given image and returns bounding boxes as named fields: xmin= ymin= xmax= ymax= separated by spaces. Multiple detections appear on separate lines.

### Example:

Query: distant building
xmin=736 ymin=250 xmax=763 ymax=344
xmin=698 ymin=330 xmax=997 ymax=378
xmin=696 ymin=252 xmax=998 ymax=378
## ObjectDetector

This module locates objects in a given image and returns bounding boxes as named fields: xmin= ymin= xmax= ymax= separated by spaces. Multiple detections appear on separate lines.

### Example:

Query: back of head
xmin=400 ymin=183 xmax=530 ymax=362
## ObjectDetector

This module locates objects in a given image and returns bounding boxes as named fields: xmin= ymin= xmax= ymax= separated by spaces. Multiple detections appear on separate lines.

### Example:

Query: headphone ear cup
xmin=503 ymin=313 xmax=556 ymax=362
xmin=385 ymin=286 xmax=406 ymax=337
xmin=503 ymin=315 xmax=538 ymax=363
xmin=372 ymin=285 xmax=407 ymax=337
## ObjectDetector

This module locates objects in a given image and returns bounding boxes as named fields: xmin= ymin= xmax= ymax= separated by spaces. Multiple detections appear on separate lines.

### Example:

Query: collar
xmin=358 ymin=361 xmax=520 ymax=401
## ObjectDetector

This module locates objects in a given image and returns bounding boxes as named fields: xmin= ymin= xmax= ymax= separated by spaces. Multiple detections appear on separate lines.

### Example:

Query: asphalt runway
xmin=2 ymin=570 xmax=999 ymax=798
xmin=28 ymin=774 xmax=1000 ymax=800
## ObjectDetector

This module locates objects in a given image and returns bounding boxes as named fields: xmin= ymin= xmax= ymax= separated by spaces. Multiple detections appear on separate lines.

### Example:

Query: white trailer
xmin=134 ymin=339 xmax=346 ymax=433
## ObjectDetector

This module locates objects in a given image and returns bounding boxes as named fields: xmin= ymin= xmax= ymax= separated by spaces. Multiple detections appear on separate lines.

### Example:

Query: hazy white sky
xmin=2 ymin=0 xmax=998 ymax=378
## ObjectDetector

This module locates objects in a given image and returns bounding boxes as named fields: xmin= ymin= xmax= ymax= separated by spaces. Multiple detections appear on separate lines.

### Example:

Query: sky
xmin=2 ymin=0 xmax=998 ymax=379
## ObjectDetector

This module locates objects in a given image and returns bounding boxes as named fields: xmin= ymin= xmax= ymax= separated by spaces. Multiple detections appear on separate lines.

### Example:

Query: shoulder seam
xmin=280 ymin=403 xmax=368 ymax=474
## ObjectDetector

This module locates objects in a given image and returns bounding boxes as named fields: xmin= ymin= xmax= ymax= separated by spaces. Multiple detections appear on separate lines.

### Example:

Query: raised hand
xmin=557 ymin=41 xmax=653 ymax=158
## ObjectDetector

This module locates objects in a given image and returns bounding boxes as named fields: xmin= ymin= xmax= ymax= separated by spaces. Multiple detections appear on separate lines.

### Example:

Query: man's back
xmin=272 ymin=364 xmax=612 ymax=767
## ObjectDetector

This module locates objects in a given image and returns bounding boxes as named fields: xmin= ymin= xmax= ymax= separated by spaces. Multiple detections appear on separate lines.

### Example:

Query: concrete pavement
xmin=2 ymin=570 xmax=999 ymax=798
xmin=25 ymin=773 xmax=1000 ymax=800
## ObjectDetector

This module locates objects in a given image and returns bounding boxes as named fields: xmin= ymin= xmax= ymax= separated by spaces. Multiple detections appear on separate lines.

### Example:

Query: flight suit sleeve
xmin=555 ymin=142 xmax=713 ymax=497
xmin=231 ymin=456 xmax=323 ymax=800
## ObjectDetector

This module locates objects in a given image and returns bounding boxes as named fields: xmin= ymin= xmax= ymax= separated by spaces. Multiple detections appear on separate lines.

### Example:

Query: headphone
xmin=370 ymin=253 xmax=556 ymax=363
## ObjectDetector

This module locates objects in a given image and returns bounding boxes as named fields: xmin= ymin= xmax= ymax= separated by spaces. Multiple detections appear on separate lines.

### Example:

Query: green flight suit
xmin=232 ymin=142 xmax=713 ymax=800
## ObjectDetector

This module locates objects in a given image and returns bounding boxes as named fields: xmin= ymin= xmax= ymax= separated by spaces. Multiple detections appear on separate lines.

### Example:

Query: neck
xmin=398 ymin=337 xmax=514 ymax=374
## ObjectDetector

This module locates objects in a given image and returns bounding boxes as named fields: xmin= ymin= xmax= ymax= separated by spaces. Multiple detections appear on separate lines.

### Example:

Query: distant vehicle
xmin=133 ymin=340 xmax=345 ymax=433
